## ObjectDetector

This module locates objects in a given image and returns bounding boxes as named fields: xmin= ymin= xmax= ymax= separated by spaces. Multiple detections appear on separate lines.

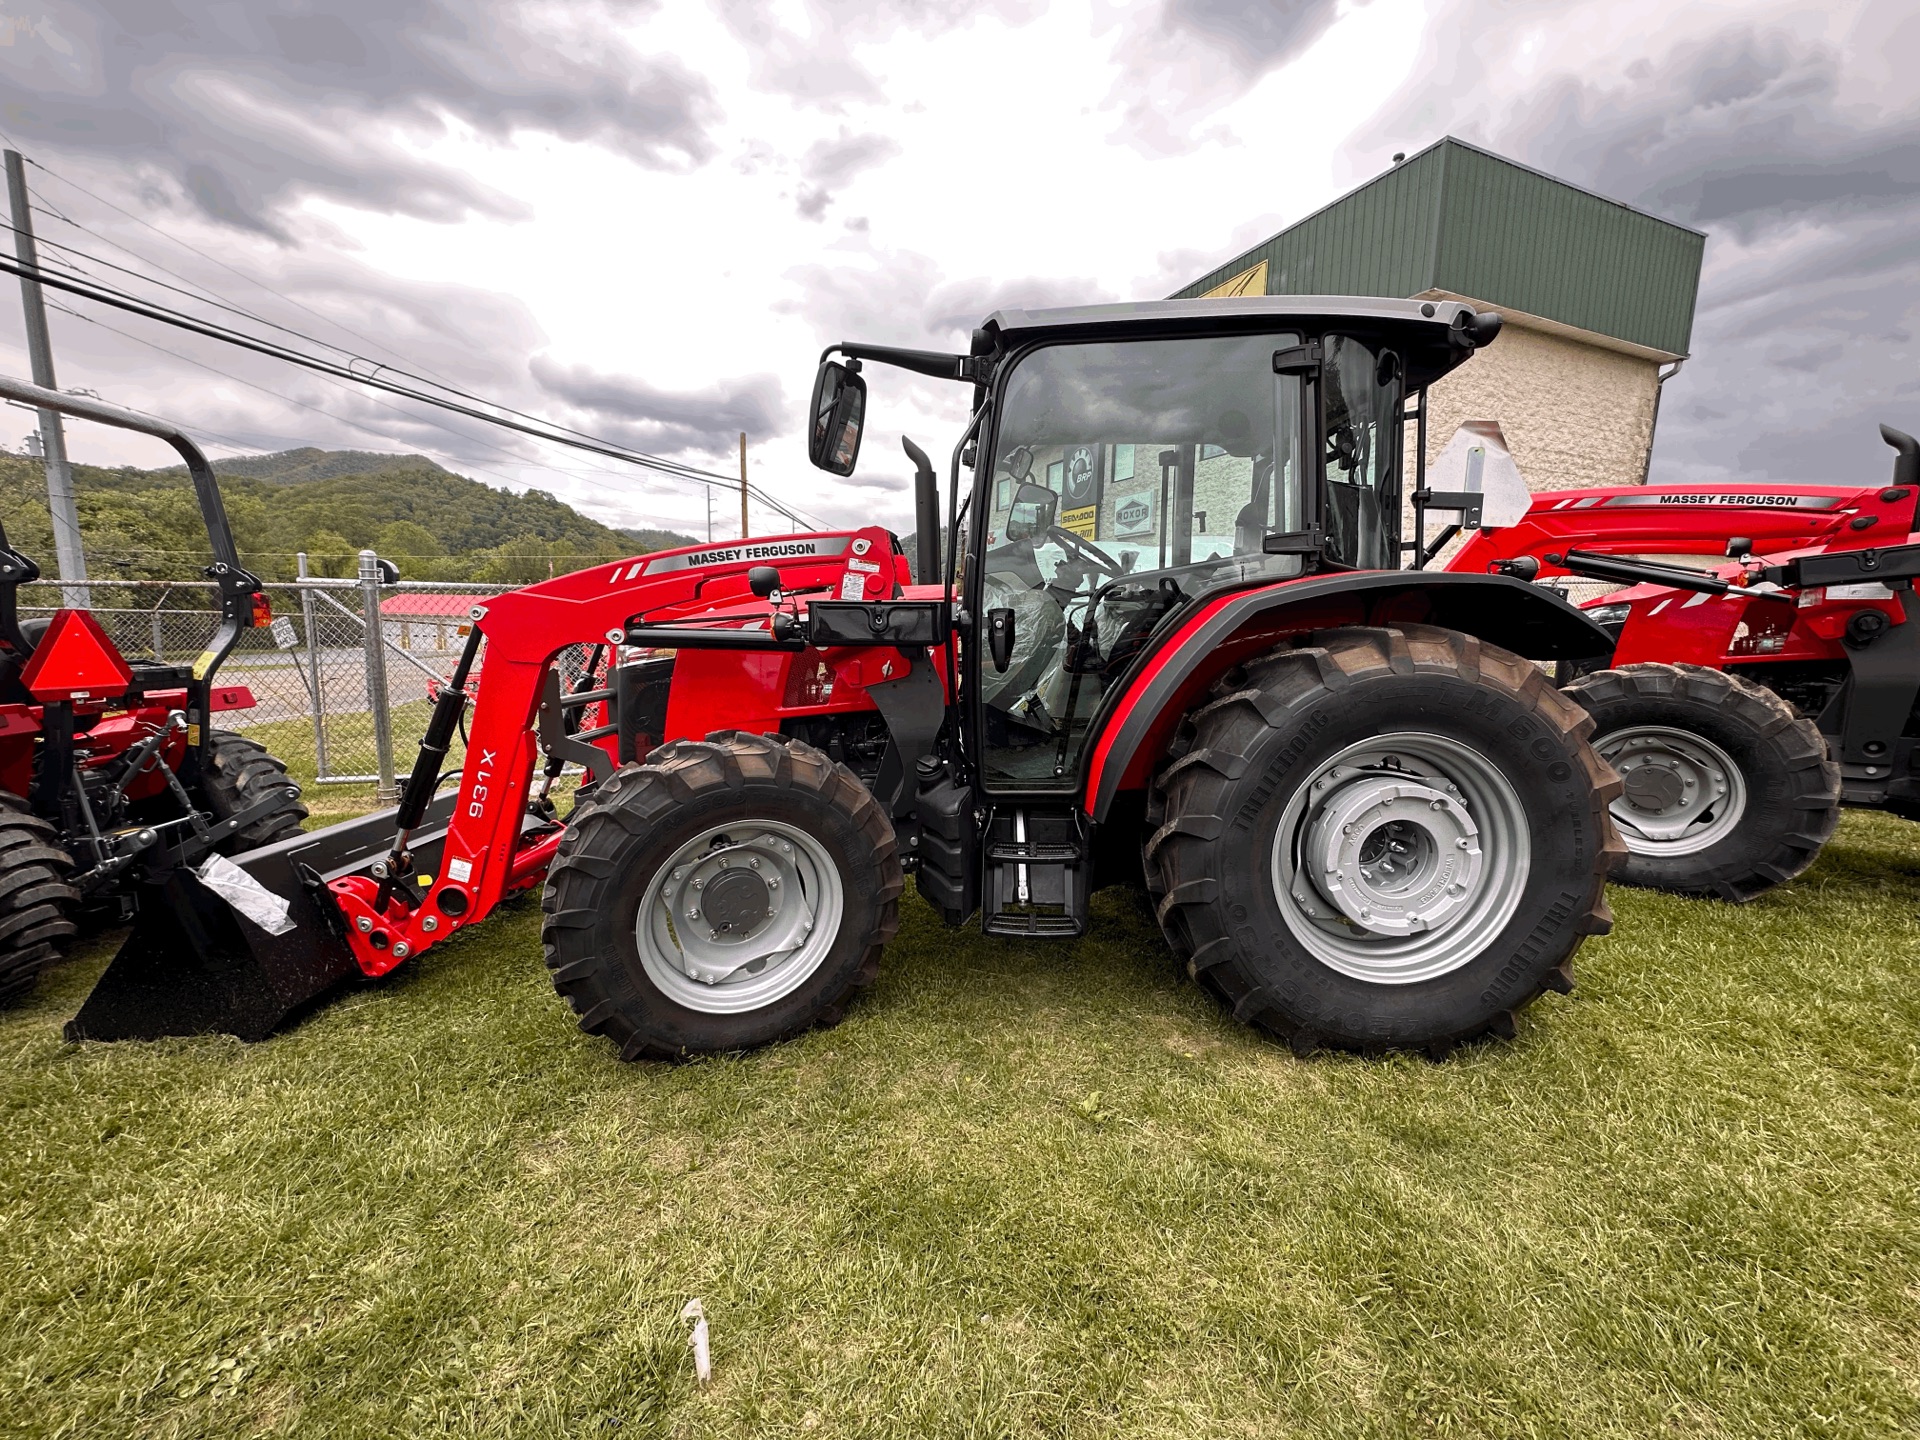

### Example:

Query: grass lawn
xmin=3 ymin=809 xmax=1918 ymax=1438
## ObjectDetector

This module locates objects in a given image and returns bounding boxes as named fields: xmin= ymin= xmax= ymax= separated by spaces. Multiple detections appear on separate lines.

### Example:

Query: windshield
xmin=977 ymin=332 xmax=1305 ymax=790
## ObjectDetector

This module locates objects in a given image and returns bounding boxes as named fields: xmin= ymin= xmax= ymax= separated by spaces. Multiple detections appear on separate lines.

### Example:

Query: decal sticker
xmin=642 ymin=536 xmax=850 ymax=574
xmin=447 ymin=858 xmax=473 ymax=883
xmin=1602 ymin=492 xmax=1844 ymax=510
xmin=191 ymin=649 xmax=217 ymax=680
xmin=839 ymin=571 xmax=866 ymax=600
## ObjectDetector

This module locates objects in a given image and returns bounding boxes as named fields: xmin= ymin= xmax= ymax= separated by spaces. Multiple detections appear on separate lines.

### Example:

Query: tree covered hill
xmin=0 ymin=449 xmax=697 ymax=584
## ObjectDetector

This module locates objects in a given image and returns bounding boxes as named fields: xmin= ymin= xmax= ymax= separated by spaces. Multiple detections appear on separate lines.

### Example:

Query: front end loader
xmin=1440 ymin=423 xmax=1919 ymax=900
xmin=69 ymin=296 xmax=1629 ymax=1059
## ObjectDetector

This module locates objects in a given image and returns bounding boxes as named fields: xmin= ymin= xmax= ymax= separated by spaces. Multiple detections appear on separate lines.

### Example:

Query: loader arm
xmin=323 ymin=530 xmax=927 ymax=974
xmin=1448 ymin=481 xmax=1918 ymax=580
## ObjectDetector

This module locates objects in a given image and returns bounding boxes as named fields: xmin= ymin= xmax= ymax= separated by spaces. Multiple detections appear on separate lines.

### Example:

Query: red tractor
xmin=1437 ymin=425 xmax=1919 ymax=901
xmin=0 ymin=378 xmax=307 ymax=1002
xmin=67 ymin=296 xmax=1628 ymax=1059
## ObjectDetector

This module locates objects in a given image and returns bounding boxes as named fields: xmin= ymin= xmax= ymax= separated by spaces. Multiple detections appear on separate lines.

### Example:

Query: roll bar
xmin=0 ymin=373 xmax=241 ymax=570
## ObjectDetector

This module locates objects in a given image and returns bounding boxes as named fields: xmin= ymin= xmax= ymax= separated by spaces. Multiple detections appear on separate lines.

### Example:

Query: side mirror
xmin=747 ymin=565 xmax=780 ymax=598
xmin=1002 ymin=445 xmax=1035 ymax=483
xmin=1004 ymin=481 xmax=1058 ymax=543
xmin=808 ymin=359 xmax=867 ymax=476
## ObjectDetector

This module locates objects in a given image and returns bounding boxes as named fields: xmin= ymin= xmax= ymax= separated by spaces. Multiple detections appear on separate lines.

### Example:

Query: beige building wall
xmin=1420 ymin=312 xmax=1665 ymax=492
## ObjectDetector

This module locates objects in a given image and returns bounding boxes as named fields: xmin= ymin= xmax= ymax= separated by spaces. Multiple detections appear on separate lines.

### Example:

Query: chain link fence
xmin=20 ymin=551 xmax=519 ymax=802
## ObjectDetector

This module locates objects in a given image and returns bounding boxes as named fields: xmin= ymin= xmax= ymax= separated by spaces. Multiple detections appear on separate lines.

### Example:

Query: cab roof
xmin=983 ymin=294 xmax=1479 ymax=334
xmin=978 ymin=295 xmax=1493 ymax=389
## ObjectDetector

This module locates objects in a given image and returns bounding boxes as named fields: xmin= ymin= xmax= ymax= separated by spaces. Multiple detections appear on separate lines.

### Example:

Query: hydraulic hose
xmin=376 ymin=622 xmax=484 ymax=908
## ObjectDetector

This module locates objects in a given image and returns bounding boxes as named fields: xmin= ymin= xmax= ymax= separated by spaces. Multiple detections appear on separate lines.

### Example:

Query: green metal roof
xmin=1174 ymin=137 xmax=1705 ymax=358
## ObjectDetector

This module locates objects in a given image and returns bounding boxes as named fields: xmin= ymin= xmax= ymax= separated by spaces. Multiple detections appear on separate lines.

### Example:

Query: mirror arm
xmin=826 ymin=342 xmax=977 ymax=383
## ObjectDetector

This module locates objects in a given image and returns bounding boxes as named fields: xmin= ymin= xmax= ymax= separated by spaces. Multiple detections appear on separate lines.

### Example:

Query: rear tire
xmin=541 ymin=731 xmax=900 ymax=1059
xmin=1561 ymin=663 xmax=1839 ymax=902
xmin=0 ymin=790 xmax=79 ymax=1006
xmin=1146 ymin=625 xmax=1622 ymax=1056
xmin=199 ymin=731 xmax=309 ymax=854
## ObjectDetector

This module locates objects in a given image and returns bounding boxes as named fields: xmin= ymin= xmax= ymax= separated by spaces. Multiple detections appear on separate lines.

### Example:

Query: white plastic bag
xmin=679 ymin=1298 xmax=711 ymax=1384
xmin=194 ymin=853 xmax=297 ymax=936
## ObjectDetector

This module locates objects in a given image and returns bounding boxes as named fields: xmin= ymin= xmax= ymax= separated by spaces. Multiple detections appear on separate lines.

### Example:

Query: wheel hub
xmin=701 ymin=867 xmax=771 ymax=932
xmin=1271 ymin=734 xmax=1532 ymax=985
xmin=652 ymin=830 xmax=820 ymax=988
xmin=1301 ymin=772 xmax=1482 ymax=936
xmin=1596 ymin=725 xmax=1745 ymax=854
xmin=1621 ymin=762 xmax=1685 ymax=812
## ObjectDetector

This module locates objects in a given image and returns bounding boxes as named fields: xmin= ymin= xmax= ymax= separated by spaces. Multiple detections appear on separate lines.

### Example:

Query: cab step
xmin=982 ymin=807 xmax=1089 ymax=938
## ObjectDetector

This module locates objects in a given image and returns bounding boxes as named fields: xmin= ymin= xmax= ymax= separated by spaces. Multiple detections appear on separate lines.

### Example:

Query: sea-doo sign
xmin=1602 ymin=493 xmax=1844 ymax=511
xmin=640 ymin=536 xmax=850 ymax=575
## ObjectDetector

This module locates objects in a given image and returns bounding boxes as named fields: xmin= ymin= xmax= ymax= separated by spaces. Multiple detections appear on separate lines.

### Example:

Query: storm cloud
xmin=0 ymin=0 xmax=718 ymax=234
xmin=530 ymin=356 xmax=786 ymax=454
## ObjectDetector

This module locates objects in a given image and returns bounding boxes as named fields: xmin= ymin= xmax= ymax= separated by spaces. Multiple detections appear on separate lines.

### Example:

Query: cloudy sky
xmin=0 ymin=0 xmax=1914 ymax=538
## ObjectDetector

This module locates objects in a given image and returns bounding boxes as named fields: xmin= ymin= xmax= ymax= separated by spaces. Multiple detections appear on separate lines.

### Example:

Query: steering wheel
xmin=1046 ymin=526 xmax=1126 ymax=578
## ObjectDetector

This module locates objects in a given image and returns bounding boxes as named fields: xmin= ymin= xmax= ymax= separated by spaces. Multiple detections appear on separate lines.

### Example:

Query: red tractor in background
xmin=63 ymin=295 xmax=1632 ymax=1061
xmin=0 ymin=378 xmax=307 ymax=1002
xmin=1437 ymin=424 xmax=1919 ymax=901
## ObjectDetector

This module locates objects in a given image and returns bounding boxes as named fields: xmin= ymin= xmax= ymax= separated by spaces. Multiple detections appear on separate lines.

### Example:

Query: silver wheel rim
xmin=635 ymin=820 xmax=845 ymax=1014
xmin=1270 ymin=732 xmax=1532 ymax=984
xmin=1594 ymin=724 xmax=1747 ymax=858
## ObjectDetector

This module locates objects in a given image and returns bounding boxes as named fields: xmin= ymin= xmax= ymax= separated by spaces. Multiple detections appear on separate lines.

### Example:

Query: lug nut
xmin=767 ymin=877 xmax=779 ymax=889
xmin=686 ymin=907 xmax=699 ymax=920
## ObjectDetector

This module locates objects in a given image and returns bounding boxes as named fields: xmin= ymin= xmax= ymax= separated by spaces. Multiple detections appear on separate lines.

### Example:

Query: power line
xmin=42 ymin=295 xmax=700 ymax=533
xmin=0 ymin=248 xmax=825 ymax=528
xmin=22 ymin=164 xmax=828 ymax=528
xmin=15 ymin=164 xmax=827 ymax=529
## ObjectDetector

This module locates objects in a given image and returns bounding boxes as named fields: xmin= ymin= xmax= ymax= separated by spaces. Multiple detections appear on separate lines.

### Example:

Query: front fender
xmin=1082 ymin=571 xmax=1612 ymax=820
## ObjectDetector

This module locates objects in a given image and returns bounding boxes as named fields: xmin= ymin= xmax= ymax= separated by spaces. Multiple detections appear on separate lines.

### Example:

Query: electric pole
xmin=739 ymin=431 xmax=749 ymax=539
xmin=5 ymin=149 xmax=88 ymax=607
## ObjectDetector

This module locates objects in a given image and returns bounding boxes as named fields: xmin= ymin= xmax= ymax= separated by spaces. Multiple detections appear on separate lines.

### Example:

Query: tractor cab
xmin=810 ymin=296 xmax=1503 ymax=794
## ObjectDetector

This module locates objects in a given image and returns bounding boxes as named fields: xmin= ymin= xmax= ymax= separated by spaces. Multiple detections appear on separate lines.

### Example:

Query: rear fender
xmin=1082 ymin=571 xmax=1612 ymax=821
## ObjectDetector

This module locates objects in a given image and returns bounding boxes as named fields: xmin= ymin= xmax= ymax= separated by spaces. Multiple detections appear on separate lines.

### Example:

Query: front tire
xmin=541 ymin=732 xmax=901 ymax=1059
xmin=1147 ymin=625 xmax=1622 ymax=1055
xmin=1561 ymin=663 xmax=1839 ymax=901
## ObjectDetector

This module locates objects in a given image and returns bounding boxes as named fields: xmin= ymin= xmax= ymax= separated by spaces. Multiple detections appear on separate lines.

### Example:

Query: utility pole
xmin=739 ymin=431 xmax=749 ymax=539
xmin=705 ymin=486 xmax=713 ymax=542
xmin=5 ymin=149 xmax=88 ymax=607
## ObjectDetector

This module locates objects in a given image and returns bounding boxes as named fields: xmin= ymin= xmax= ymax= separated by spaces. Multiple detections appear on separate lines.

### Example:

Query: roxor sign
xmin=1114 ymin=494 xmax=1155 ymax=536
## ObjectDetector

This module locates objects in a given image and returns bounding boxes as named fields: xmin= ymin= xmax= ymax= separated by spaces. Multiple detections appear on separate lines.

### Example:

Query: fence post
xmin=149 ymin=585 xmax=167 ymax=663
xmin=359 ymin=549 xmax=397 ymax=803
xmin=297 ymin=553 xmax=330 ymax=778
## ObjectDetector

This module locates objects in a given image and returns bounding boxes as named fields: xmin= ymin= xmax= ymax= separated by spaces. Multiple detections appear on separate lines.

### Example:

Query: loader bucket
xmin=66 ymin=792 xmax=463 ymax=1043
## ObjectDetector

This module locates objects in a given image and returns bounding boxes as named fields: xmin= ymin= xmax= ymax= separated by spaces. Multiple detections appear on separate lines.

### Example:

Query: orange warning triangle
xmin=19 ymin=608 xmax=136 ymax=702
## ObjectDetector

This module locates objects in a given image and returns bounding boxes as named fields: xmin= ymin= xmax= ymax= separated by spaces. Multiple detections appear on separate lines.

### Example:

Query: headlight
xmin=1585 ymin=602 xmax=1632 ymax=630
